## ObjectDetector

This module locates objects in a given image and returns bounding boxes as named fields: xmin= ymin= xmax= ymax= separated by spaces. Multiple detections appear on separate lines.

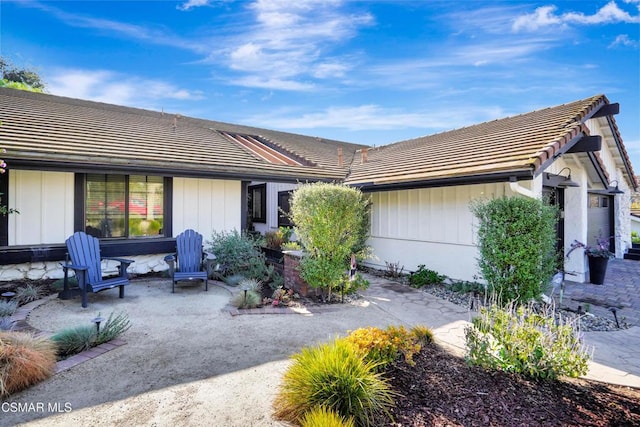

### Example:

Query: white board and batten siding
xmin=8 ymin=170 xmax=75 ymax=245
xmin=172 ymin=178 xmax=241 ymax=239
xmin=251 ymin=182 xmax=298 ymax=234
xmin=365 ymin=182 xmax=510 ymax=282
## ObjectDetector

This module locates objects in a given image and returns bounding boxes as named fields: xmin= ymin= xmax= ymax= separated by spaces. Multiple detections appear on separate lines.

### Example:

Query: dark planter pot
xmin=587 ymin=256 xmax=609 ymax=285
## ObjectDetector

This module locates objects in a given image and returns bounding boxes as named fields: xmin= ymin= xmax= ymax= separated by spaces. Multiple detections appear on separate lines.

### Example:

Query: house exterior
xmin=0 ymin=87 xmax=364 ymax=280
xmin=0 ymin=88 xmax=636 ymax=284
xmin=344 ymin=95 xmax=637 ymax=283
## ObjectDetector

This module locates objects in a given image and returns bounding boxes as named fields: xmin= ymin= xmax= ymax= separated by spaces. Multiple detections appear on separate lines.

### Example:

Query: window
xmin=85 ymin=174 xmax=164 ymax=238
xmin=248 ymin=184 xmax=266 ymax=223
xmin=278 ymin=190 xmax=293 ymax=228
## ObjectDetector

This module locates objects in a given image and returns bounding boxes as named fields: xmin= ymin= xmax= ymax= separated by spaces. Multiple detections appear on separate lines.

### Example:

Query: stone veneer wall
xmin=0 ymin=254 xmax=171 ymax=282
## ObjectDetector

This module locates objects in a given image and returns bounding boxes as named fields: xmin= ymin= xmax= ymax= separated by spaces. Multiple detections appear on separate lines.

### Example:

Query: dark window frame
xmin=248 ymin=183 xmax=267 ymax=224
xmin=75 ymin=173 xmax=173 ymax=239
xmin=277 ymin=190 xmax=294 ymax=228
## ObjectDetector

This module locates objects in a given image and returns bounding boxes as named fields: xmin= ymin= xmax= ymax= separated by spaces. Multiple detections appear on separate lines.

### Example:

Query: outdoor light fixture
xmin=550 ymin=167 xmax=580 ymax=188
xmin=607 ymin=180 xmax=624 ymax=194
xmin=92 ymin=316 xmax=105 ymax=333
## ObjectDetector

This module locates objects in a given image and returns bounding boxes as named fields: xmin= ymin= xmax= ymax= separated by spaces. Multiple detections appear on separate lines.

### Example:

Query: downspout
xmin=509 ymin=177 xmax=535 ymax=199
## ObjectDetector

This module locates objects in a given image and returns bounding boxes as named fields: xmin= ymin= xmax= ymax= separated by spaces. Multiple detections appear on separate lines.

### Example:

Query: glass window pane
xmin=128 ymin=175 xmax=164 ymax=237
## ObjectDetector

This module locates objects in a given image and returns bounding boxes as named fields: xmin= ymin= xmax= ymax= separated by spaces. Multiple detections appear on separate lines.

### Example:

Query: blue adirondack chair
xmin=63 ymin=231 xmax=134 ymax=308
xmin=164 ymin=229 xmax=210 ymax=293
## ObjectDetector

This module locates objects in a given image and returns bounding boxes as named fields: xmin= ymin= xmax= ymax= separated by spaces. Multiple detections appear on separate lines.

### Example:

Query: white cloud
xmin=177 ymin=0 xmax=210 ymax=11
xmin=47 ymin=69 xmax=204 ymax=106
xmin=247 ymin=104 xmax=507 ymax=132
xmin=218 ymin=0 xmax=373 ymax=89
xmin=609 ymin=34 xmax=640 ymax=47
xmin=513 ymin=1 xmax=640 ymax=32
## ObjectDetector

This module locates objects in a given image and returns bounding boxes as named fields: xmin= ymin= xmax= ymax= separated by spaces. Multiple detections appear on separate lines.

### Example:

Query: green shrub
xmin=464 ymin=303 xmax=591 ymax=380
xmin=264 ymin=227 xmax=293 ymax=250
xmin=335 ymin=273 xmax=370 ymax=296
xmin=449 ymin=280 xmax=486 ymax=295
xmin=207 ymin=229 xmax=274 ymax=282
xmin=632 ymin=231 xmax=640 ymax=244
xmin=51 ymin=325 xmax=96 ymax=357
xmin=14 ymin=283 xmax=46 ymax=305
xmin=290 ymin=182 xmax=371 ymax=300
xmin=222 ymin=273 xmax=246 ymax=287
xmin=96 ymin=311 xmax=131 ymax=345
xmin=471 ymin=196 xmax=559 ymax=305
xmin=281 ymin=241 xmax=302 ymax=251
xmin=0 ymin=331 xmax=57 ymax=397
xmin=274 ymin=339 xmax=396 ymax=426
xmin=231 ymin=290 xmax=262 ymax=308
xmin=301 ymin=406 xmax=355 ymax=427
xmin=409 ymin=264 xmax=445 ymax=288
xmin=51 ymin=276 xmax=78 ymax=291
xmin=0 ymin=300 xmax=17 ymax=317
xmin=341 ymin=325 xmax=429 ymax=369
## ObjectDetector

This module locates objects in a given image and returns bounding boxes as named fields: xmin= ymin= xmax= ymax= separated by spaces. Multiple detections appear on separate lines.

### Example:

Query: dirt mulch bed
xmin=382 ymin=344 xmax=640 ymax=427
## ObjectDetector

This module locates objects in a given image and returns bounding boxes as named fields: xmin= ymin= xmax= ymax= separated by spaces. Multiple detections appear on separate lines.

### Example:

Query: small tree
xmin=471 ymin=195 xmax=559 ymax=305
xmin=289 ymin=182 xmax=370 ymax=299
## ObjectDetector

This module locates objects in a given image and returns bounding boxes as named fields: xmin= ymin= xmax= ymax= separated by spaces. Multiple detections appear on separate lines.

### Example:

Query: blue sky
xmin=1 ymin=0 xmax=639 ymax=166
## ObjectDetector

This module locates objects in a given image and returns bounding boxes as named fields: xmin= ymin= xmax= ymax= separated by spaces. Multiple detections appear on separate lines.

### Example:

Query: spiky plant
xmin=95 ymin=312 xmax=131 ymax=344
xmin=301 ymin=406 xmax=355 ymax=427
xmin=274 ymin=339 xmax=396 ymax=426
xmin=230 ymin=290 xmax=262 ymax=309
xmin=14 ymin=283 xmax=46 ymax=305
xmin=410 ymin=325 xmax=434 ymax=346
xmin=0 ymin=331 xmax=57 ymax=397
xmin=50 ymin=325 xmax=96 ymax=357
xmin=0 ymin=300 xmax=17 ymax=317
xmin=238 ymin=278 xmax=262 ymax=292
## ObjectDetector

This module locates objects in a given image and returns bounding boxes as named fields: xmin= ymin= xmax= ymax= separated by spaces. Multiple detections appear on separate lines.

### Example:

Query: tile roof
xmin=0 ymin=88 xmax=364 ymax=182
xmin=345 ymin=95 xmax=637 ymax=190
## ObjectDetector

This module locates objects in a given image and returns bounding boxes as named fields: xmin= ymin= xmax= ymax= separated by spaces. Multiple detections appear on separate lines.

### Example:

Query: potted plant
xmin=568 ymin=237 xmax=614 ymax=285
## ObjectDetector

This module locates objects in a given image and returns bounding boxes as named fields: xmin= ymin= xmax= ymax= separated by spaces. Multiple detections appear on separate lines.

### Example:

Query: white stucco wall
xmin=172 ymin=177 xmax=242 ymax=239
xmin=8 ymin=170 xmax=75 ymax=245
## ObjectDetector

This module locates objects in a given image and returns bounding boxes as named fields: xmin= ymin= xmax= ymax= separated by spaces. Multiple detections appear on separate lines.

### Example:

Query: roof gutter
xmin=350 ymin=170 xmax=533 ymax=193
xmin=508 ymin=176 xmax=535 ymax=198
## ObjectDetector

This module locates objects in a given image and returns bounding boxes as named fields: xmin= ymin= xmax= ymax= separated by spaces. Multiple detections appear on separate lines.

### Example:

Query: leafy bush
xmin=222 ymin=273 xmax=246 ymax=287
xmin=274 ymin=339 xmax=396 ymax=426
xmin=301 ymin=406 xmax=355 ymax=427
xmin=409 ymin=265 xmax=445 ymax=288
xmin=471 ymin=196 xmax=559 ymax=305
xmin=449 ymin=280 xmax=486 ymax=295
xmin=51 ymin=325 xmax=96 ymax=357
xmin=335 ymin=273 xmax=370 ymax=296
xmin=341 ymin=325 xmax=429 ymax=369
xmin=0 ymin=331 xmax=57 ymax=397
xmin=290 ymin=182 xmax=371 ymax=300
xmin=14 ymin=283 xmax=46 ymax=305
xmin=0 ymin=300 xmax=17 ymax=317
xmin=264 ymin=226 xmax=293 ymax=250
xmin=632 ymin=231 xmax=640 ymax=244
xmin=207 ymin=229 xmax=274 ymax=282
xmin=281 ymin=241 xmax=302 ymax=251
xmin=465 ymin=303 xmax=591 ymax=380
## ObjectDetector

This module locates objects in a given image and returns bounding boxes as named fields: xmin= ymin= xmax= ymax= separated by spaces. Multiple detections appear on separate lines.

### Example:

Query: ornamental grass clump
xmin=274 ymin=339 xmax=396 ymax=427
xmin=95 ymin=311 xmax=131 ymax=345
xmin=51 ymin=325 xmax=96 ymax=358
xmin=0 ymin=331 xmax=57 ymax=397
xmin=341 ymin=325 xmax=431 ymax=369
xmin=465 ymin=302 xmax=591 ymax=380
xmin=0 ymin=300 xmax=17 ymax=317
xmin=14 ymin=283 xmax=46 ymax=305
xmin=301 ymin=406 xmax=355 ymax=427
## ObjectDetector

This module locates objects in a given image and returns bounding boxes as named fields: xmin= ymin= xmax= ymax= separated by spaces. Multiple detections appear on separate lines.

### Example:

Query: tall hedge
xmin=289 ymin=182 xmax=370 ymax=298
xmin=471 ymin=196 xmax=559 ymax=305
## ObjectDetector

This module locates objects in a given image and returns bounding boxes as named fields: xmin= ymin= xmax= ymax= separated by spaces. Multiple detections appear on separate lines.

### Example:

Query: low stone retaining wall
xmin=0 ymin=254 xmax=171 ymax=282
